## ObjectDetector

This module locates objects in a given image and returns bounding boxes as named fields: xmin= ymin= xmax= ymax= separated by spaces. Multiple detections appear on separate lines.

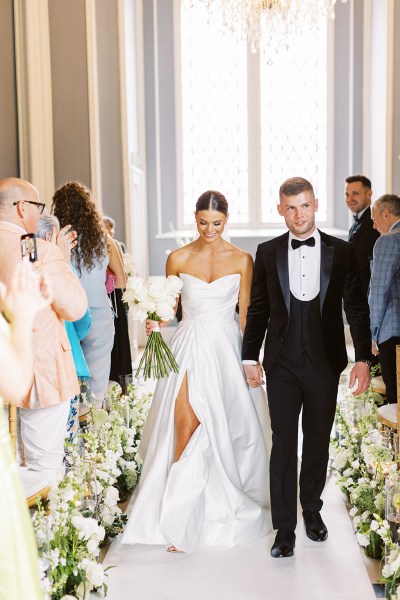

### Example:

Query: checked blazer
xmin=368 ymin=221 xmax=400 ymax=344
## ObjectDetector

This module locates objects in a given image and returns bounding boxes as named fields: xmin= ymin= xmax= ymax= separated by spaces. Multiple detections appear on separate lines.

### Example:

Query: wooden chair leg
xmin=8 ymin=404 xmax=17 ymax=456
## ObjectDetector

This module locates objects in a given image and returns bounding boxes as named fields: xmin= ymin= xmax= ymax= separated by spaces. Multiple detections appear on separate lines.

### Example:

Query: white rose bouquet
xmin=123 ymin=274 xmax=183 ymax=380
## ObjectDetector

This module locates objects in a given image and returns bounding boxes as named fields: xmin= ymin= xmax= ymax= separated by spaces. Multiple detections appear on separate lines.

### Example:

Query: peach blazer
xmin=0 ymin=223 xmax=88 ymax=408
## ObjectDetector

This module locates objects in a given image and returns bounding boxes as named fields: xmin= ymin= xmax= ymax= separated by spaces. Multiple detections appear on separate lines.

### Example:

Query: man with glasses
xmin=0 ymin=177 xmax=88 ymax=484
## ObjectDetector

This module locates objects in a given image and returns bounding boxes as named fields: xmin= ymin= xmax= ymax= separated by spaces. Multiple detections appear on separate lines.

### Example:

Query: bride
xmin=121 ymin=190 xmax=270 ymax=553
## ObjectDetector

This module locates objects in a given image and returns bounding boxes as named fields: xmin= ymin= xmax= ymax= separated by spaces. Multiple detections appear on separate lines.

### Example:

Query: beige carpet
xmin=92 ymin=475 xmax=375 ymax=600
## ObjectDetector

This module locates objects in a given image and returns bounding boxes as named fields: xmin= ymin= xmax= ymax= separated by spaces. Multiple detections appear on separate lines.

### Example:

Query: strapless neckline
xmin=179 ymin=273 xmax=240 ymax=285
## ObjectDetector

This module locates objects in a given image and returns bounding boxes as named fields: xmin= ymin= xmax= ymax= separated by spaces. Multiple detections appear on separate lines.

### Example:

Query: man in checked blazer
xmin=242 ymin=177 xmax=372 ymax=558
xmin=369 ymin=194 xmax=400 ymax=405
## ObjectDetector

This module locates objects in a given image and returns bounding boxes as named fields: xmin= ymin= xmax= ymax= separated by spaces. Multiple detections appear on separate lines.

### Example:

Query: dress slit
xmin=173 ymin=371 xmax=201 ymax=463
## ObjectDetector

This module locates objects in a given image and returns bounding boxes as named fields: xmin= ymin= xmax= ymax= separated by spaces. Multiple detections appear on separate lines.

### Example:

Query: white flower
xmin=100 ymin=507 xmax=115 ymax=526
xmin=349 ymin=507 xmax=358 ymax=517
xmin=370 ymin=520 xmax=379 ymax=532
xmin=343 ymin=468 xmax=353 ymax=478
xmin=71 ymin=516 xmax=105 ymax=542
xmin=85 ymin=561 xmax=105 ymax=588
xmin=355 ymin=532 xmax=370 ymax=547
xmin=353 ymin=516 xmax=361 ymax=527
xmin=129 ymin=304 xmax=148 ymax=322
xmin=156 ymin=301 xmax=175 ymax=321
xmin=351 ymin=460 xmax=360 ymax=469
xmin=165 ymin=275 xmax=183 ymax=294
xmin=87 ymin=537 xmax=100 ymax=556
xmin=382 ymin=562 xmax=392 ymax=578
xmin=105 ymin=486 xmax=119 ymax=503
xmin=361 ymin=510 xmax=370 ymax=521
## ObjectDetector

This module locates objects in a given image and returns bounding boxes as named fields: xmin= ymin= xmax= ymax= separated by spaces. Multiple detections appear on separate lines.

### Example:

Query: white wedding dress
xmin=121 ymin=273 xmax=271 ymax=553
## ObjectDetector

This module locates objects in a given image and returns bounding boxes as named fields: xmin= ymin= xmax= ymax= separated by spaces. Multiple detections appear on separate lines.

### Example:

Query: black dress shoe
xmin=303 ymin=511 xmax=328 ymax=541
xmin=271 ymin=529 xmax=296 ymax=558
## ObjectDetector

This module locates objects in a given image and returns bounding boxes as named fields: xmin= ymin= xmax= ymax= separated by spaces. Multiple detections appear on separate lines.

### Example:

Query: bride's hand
xmin=243 ymin=364 xmax=264 ymax=388
xmin=145 ymin=318 xmax=167 ymax=336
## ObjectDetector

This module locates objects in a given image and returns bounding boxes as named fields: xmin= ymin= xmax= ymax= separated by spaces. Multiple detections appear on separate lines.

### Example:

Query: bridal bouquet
xmin=123 ymin=275 xmax=183 ymax=380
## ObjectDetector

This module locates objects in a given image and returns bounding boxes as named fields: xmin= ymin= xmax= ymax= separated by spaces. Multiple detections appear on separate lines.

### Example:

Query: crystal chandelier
xmin=196 ymin=0 xmax=348 ymax=52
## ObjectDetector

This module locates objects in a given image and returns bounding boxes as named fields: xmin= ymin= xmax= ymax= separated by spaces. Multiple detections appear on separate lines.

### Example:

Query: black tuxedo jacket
xmin=242 ymin=230 xmax=371 ymax=376
xmin=349 ymin=207 xmax=380 ymax=293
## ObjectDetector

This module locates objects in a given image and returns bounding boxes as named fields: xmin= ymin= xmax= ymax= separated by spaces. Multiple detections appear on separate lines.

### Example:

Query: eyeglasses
xmin=13 ymin=200 xmax=46 ymax=214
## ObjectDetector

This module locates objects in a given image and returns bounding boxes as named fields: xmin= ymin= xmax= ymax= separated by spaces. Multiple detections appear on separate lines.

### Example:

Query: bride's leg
xmin=173 ymin=373 xmax=200 ymax=462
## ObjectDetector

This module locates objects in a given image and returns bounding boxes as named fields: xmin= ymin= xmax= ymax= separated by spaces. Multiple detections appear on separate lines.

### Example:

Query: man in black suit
xmin=345 ymin=175 xmax=380 ymax=293
xmin=242 ymin=177 xmax=371 ymax=558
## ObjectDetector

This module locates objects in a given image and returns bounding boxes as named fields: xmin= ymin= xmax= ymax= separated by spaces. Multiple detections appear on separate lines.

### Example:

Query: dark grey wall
xmin=95 ymin=0 xmax=125 ymax=242
xmin=0 ymin=0 xmax=19 ymax=179
xmin=48 ymin=0 xmax=91 ymax=192
xmin=143 ymin=0 xmax=178 ymax=273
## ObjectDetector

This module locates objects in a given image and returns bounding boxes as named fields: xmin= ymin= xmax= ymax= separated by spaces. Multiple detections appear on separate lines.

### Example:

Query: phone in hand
xmin=21 ymin=233 xmax=38 ymax=262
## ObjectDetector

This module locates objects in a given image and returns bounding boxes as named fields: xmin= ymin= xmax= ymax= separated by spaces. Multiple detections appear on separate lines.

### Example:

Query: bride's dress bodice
xmin=179 ymin=273 xmax=240 ymax=323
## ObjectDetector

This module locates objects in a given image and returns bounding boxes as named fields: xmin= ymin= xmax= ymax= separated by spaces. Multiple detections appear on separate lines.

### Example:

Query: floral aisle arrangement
xmin=123 ymin=275 xmax=183 ymax=380
xmin=32 ymin=467 xmax=108 ymax=600
xmin=330 ymin=376 xmax=386 ymax=559
xmin=32 ymin=383 xmax=151 ymax=599
xmin=329 ymin=370 xmax=400 ymax=597
xmin=122 ymin=252 xmax=135 ymax=278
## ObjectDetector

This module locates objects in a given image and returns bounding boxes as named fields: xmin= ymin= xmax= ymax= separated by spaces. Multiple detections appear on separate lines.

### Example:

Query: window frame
xmin=173 ymin=0 xmax=335 ymax=232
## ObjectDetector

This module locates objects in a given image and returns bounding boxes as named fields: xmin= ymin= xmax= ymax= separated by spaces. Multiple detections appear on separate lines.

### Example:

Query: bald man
xmin=0 ymin=178 xmax=88 ymax=480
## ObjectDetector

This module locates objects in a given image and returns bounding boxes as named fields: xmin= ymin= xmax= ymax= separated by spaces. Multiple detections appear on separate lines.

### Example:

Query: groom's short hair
xmin=279 ymin=177 xmax=314 ymax=200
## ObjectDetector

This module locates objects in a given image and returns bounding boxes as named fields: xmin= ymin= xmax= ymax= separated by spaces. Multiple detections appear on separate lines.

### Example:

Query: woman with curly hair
xmin=52 ymin=181 xmax=127 ymax=405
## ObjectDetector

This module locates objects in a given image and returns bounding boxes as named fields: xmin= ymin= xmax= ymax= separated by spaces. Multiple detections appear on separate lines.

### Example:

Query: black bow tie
xmin=291 ymin=237 xmax=315 ymax=250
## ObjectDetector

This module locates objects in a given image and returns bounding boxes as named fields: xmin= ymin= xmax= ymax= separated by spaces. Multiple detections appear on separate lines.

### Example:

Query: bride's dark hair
xmin=195 ymin=190 xmax=228 ymax=216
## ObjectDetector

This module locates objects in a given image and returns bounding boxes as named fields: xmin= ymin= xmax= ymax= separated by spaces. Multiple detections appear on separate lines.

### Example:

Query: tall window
xmin=178 ymin=1 xmax=330 ymax=227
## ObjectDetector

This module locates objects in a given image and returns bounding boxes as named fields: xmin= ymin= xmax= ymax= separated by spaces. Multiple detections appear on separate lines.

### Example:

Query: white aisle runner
xmin=94 ymin=475 xmax=375 ymax=600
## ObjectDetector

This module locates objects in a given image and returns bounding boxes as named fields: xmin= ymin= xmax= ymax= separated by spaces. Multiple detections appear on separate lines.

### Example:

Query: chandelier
xmin=196 ymin=0 xmax=348 ymax=52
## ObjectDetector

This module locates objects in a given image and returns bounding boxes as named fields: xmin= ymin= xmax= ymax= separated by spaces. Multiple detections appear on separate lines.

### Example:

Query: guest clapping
xmin=0 ymin=177 xmax=88 ymax=479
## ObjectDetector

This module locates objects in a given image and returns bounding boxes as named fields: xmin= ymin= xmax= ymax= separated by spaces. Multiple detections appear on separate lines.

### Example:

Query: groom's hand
xmin=349 ymin=362 xmax=370 ymax=396
xmin=244 ymin=364 xmax=264 ymax=388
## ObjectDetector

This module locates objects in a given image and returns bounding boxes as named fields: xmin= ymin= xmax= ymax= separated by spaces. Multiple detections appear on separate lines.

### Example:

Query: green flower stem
xmin=135 ymin=321 xmax=180 ymax=380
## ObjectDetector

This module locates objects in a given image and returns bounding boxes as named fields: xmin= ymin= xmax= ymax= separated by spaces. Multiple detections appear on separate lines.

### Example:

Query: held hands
xmin=349 ymin=362 xmax=371 ymax=396
xmin=0 ymin=261 xmax=52 ymax=324
xmin=243 ymin=364 xmax=265 ymax=388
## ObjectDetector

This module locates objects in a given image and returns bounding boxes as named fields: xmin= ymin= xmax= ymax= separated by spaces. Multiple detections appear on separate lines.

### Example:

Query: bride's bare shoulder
xmin=224 ymin=241 xmax=253 ymax=264
xmin=166 ymin=243 xmax=198 ymax=273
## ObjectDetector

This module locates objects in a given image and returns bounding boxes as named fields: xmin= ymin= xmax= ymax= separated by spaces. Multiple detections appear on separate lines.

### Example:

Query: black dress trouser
xmin=266 ymin=354 xmax=339 ymax=531
xmin=378 ymin=336 xmax=400 ymax=405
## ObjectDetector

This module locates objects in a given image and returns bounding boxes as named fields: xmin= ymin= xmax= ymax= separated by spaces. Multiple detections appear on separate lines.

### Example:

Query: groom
xmin=242 ymin=177 xmax=371 ymax=558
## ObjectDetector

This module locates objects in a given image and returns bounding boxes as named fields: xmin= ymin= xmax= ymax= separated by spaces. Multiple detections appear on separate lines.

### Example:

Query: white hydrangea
xmin=355 ymin=532 xmax=370 ymax=547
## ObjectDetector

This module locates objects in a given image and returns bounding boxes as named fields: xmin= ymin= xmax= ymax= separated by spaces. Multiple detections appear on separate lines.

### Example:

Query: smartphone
xmin=21 ymin=233 xmax=38 ymax=262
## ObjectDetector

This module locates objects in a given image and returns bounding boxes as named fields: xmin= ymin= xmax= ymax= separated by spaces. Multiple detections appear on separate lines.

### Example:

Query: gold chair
xmin=6 ymin=403 xmax=17 ymax=456
xmin=377 ymin=345 xmax=400 ymax=432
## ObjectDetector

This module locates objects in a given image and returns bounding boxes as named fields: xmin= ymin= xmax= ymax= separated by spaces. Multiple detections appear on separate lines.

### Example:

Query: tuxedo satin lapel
xmin=276 ymin=235 xmax=290 ymax=316
xmin=320 ymin=233 xmax=334 ymax=312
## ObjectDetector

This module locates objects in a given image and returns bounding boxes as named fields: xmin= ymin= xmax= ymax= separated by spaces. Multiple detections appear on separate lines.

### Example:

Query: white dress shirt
xmin=288 ymin=229 xmax=320 ymax=301
xmin=243 ymin=229 xmax=321 ymax=366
